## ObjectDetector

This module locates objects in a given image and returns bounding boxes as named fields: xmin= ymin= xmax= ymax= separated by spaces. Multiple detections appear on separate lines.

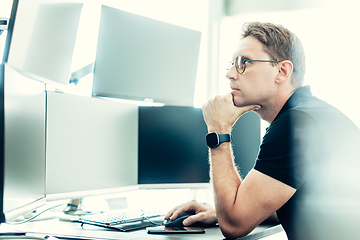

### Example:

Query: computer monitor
xmin=0 ymin=0 xmax=47 ymax=223
xmin=45 ymin=92 xmax=139 ymax=200
xmin=1 ymin=64 xmax=47 ymax=222
xmin=0 ymin=0 xmax=82 ymax=222
xmin=5 ymin=0 xmax=82 ymax=88
xmin=92 ymin=5 xmax=201 ymax=107
xmin=138 ymin=106 xmax=261 ymax=188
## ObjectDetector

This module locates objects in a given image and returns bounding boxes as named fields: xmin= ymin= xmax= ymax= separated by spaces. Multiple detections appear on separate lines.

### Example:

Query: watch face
xmin=206 ymin=133 xmax=219 ymax=148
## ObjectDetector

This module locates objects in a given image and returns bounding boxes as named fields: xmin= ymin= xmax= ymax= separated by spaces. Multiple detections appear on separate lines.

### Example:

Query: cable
xmin=144 ymin=216 xmax=164 ymax=226
xmin=6 ymin=203 xmax=66 ymax=225
xmin=0 ymin=235 xmax=59 ymax=240
xmin=0 ymin=237 xmax=44 ymax=239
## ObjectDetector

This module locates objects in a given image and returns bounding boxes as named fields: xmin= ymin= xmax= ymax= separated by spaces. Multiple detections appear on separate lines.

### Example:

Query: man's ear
xmin=275 ymin=60 xmax=293 ymax=83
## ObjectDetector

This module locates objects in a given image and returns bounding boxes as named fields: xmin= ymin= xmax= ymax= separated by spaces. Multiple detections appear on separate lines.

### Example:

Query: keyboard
xmin=79 ymin=209 xmax=164 ymax=227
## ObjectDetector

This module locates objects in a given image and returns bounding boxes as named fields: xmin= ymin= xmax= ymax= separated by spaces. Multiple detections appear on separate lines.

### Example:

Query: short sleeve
xmin=254 ymin=110 xmax=320 ymax=189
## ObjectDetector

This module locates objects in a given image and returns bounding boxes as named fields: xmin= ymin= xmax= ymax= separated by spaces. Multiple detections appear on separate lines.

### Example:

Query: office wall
xmin=223 ymin=0 xmax=336 ymax=15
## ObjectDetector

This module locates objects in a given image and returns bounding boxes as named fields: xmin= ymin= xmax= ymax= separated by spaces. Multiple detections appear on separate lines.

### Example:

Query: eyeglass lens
xmin=236 ymin=56 xmax=245 ymax=74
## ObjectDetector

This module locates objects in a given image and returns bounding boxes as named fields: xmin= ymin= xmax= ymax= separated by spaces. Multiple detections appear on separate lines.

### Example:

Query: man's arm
xmin=203 ymin=93 xmax=296 ymax=239
xmin=210 ymin=143 xmax=295 ymax=238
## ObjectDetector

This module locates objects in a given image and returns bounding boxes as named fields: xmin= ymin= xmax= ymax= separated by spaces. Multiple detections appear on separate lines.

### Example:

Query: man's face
xmin=226 ymin=36 xmax=278 ymax=108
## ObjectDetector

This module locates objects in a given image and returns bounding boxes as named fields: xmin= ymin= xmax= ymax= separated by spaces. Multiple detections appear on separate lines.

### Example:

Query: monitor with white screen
xmin=92 ymin=5 xmax=201 ymax=106
xmin=5 ymin=0 xmax=82 ymax=88
xmin=0 ymin=0 xmax=82 ymax=222
xmin=138 ymin=106 xmax=261 ymax=188
xmin=46 ymin=92 xmax=139 ymax=200
xmin=2 ymin=64 xmax=46 ymax=222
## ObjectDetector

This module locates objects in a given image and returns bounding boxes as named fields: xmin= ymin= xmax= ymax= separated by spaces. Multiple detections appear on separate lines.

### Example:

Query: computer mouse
xmin=164 ymin=212 xmax=194 ymax=227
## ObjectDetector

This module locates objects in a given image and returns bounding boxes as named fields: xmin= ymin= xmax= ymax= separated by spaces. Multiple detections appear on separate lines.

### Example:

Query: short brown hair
xmin=241 ymin=22 xmax=305 ymax=88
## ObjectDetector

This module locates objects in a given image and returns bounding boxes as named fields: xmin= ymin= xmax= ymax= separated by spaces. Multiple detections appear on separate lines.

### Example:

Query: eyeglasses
xmin=229 ymin=56 xmax=280 ymax=74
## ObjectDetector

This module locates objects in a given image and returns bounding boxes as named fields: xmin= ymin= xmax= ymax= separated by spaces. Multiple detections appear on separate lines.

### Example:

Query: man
xmin=165 ymin=22 xmax=360 ymax=239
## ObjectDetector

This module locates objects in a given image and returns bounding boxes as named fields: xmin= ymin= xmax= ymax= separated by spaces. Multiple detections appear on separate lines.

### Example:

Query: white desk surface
xmin=0 ymin=218 xmax=286 ymax=240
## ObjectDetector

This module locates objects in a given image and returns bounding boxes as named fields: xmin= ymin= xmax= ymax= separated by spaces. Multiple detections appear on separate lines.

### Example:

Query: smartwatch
xmin=206 ymin=132 xmax=231 ymax=148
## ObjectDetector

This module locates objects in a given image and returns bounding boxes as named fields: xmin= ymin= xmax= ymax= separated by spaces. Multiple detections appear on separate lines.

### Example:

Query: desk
xmin=0 ymin=218 xmax=286 ymax=240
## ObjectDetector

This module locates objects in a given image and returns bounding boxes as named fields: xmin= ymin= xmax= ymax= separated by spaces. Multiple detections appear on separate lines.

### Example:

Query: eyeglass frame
xmin=229 ymin=55 xmax=281 ymax=74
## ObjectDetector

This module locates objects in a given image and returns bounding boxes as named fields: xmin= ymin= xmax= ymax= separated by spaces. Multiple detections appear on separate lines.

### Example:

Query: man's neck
xmin=257 ymin=87 xmax=297 ymax=123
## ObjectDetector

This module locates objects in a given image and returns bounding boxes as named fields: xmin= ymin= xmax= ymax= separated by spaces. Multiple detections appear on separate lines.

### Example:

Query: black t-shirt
xmin=254 ymin=86 xmax=360 ymax=240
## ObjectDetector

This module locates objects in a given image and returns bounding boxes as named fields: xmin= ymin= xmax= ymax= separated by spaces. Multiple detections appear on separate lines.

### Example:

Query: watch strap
xmin=218 ymin=133 xmax=231 ymax=144
xmin=206 ymin=132 xmax=231 ymax=148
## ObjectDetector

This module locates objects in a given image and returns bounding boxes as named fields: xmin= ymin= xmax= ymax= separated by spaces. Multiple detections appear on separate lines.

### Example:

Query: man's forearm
xmin=210 ymin=142 xmax=242 ymax=223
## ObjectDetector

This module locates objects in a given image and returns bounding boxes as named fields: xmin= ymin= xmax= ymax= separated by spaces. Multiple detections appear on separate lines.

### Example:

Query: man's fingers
xmin=164 ymin=205 xmax=185 ymax=220
xmin=165 ymin=202 xmax=195 ymax=220
xmin=182 ymin=217 xmax=192 ymax=226
xmin=182 ymin=212 xmax=214 ymax=226
xmin=237 ymin=104 xmax=261 ymax=115
xmin=183 ymin=213 xmax=208 ymax=226
xmin=164 ymin=207 xmax=177 ymax=220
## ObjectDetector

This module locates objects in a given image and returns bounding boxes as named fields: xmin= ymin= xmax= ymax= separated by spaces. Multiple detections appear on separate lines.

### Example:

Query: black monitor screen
xmin=138 ymin=106 xmax=261 ymax=185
